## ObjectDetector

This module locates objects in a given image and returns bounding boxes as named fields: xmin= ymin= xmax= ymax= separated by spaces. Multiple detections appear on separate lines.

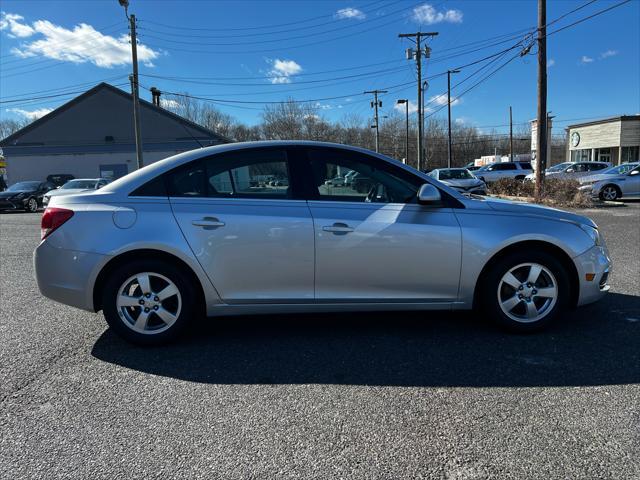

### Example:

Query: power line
xmin=138 ymin=0 xmax=403 ymax=40
xmin=140 ymin=0 xmax=389 ymax=32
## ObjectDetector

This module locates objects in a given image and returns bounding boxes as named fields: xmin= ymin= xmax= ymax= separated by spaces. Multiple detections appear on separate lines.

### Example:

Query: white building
xmin=567 ymin=115 xmax=640 ymax=165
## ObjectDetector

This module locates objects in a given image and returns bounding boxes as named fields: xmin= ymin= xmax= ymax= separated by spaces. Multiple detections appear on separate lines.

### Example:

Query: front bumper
xmin=578 ymin=184 xmax=598 ymax=198
xmin=574 ymin=244 xmax=611 ymax=306
xmin=34 ymin=240 xmax=109 ymax=311
xmin=0 ymin=197 xmax=27 ymax=210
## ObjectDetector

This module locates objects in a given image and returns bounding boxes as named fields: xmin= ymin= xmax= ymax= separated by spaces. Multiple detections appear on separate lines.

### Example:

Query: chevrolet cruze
xmin=34 ymin=142 xmax=611 ymax=345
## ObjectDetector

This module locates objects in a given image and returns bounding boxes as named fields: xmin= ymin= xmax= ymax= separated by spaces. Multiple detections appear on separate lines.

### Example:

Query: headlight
xmin=579 ymin=224 xmax=601 ymax=246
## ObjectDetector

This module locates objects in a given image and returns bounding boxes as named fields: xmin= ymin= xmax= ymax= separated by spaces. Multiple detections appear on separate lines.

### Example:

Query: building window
xmin=621 ymin=146 xmax=639 ymax=163
xmin=571 ymin=149 xmax=591 ymax=162
xmin=598 ymin=148 xmax=611 ymax=163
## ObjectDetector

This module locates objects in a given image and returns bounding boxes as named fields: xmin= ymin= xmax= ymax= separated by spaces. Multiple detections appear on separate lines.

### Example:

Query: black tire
xmin=102 ymin=259 xmax=197 ymax=345
xmin=26 ymin=197 xmax=38 ymax=213
xmin=480 ymin=250 xmax=570 ymax=333
xmin=599 ymin=184 xmax=621 ymax=201
xmin=515 ymin=175 xmax=525 ymax=181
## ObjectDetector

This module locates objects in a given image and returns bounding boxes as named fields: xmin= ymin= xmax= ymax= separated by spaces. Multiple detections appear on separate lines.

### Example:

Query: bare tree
xmin=0 ymin=119 xmax=28 ymax=140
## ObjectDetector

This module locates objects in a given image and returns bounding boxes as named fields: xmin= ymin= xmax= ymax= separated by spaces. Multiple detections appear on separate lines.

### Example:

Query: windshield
xmin=547 ymin=162 xmax=573 ymax=173
xmin=602 ymin=163 xmax=640 ymax=175
xmin=62 ymin=180 xmax=96 ymax=189
xmin=438 ymin=169 xmax=474 ymax=180
xmin=7 ymin=181 xmax=39 ymax=191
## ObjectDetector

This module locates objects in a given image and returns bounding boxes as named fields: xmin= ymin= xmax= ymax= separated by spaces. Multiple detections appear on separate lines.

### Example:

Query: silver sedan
xmin=34 ymin=141 xmax=611 ymax=345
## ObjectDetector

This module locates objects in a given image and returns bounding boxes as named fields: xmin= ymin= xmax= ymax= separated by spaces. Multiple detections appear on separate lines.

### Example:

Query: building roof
xmin=567 ymin=115 xmax=640 ymax=129
xmin=0 ymin=82 xmax=230 ymax=148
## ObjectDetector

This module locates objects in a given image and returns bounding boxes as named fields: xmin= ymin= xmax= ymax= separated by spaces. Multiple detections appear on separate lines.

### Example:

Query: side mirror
xmin=630 ymin=170 xmax=639 ymax=176
xmin=566 ymin=168 xmax=574 ymax=173
xmin=417 ymin=183 xmax=442 ymax=204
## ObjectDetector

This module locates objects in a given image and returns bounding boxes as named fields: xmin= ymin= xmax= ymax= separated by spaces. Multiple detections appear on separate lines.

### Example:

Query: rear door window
xmin=204 ymin=148 xmax=291 ymax=199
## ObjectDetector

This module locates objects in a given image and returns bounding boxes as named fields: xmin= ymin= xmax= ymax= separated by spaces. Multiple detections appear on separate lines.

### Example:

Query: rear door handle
xmin=322 ymin=222 xmax=354 ymax=234
xmin=192 ymin=217 xmax=225 ymax=228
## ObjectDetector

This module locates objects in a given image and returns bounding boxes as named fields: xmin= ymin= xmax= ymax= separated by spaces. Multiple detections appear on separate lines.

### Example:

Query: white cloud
xmin=412 ymin=4 xmax=463 ymax=24
xmin=580 ymin=55 xmax=594 ymax=64
xmin=1 ymin=13 xmax=159 ymax=68
xmin=394 ymin=100 xmax=419 ymax=114
xmin=335 ymin=7 xmax=366 ymax=20
xmin=160 ymin=99 xmax=181 ymax=109
xmin=455 ymin=118 xmax=466 ymax=125
xmin=429 ymin=93 xmax=461 ymax=107
xmin=547 ymin=58 xmax=555 ymax=68
xmin=267 ymin=58 xmax=302 ymax=84
xmin=600 ymin=49 xmax=618 ymax=59
xmin=0 ymin=12 xmax=35 ymax=37
xmin=315 ymin=102 xmax=333 ymax=110
xmin=8 ymin=107 xmax=52 ymax=120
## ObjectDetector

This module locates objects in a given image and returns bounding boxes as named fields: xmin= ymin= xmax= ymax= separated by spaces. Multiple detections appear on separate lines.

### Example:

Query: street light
xmin=447 ymin=69 xmax=460 ymax=168
xmin=397 ymin=99 xmax=409 ymax=165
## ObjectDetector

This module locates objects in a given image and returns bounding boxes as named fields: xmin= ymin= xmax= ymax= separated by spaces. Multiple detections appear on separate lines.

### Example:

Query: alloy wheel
xmin=27 ymin=198 xmax=38 ymax=212
xmin=116 ymin=272 xmax=182 ymax=334
xmin=497 ymin=262 xmax=558 ymax=323
xmin=601 ymin=186 xmax=618 ymax=201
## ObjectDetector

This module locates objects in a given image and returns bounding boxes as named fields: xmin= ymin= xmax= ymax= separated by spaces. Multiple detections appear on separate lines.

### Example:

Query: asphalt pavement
xmin=1 ymin=204 xmax=639 ymax=479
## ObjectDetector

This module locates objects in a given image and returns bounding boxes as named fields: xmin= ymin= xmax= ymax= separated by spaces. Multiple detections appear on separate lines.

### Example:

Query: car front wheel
xmin=599 ymin=185 xmax=620 ymax=201
xmin=481 ymin=251 xmax=570 ymax=332
xmin=26 ymin=197 xmax=38 ymax=213
xmin=102 ymin=259 xmax=196 ymax=345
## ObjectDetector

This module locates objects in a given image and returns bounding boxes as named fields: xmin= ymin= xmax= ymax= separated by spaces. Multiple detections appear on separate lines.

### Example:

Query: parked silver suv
xmin=34 ymin=142 xmax=610 ymax=345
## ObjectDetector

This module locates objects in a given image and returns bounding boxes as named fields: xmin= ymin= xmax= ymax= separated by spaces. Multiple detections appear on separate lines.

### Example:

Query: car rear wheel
xmin=481 ymin=251 xmax=569 ymax=332
xmin=26 ymin=197 xmax=38 ymax=213
xmin=599 ymin=185 xmax=620 ymax=201
xmin=102 ymin=259 xmax=196 ymax=345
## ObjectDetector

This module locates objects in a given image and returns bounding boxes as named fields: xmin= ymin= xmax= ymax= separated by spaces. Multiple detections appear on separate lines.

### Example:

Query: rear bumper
xmin=34 ymin=240 xmax=108 ymax=311
xmin=574 ymin=244 xmax=611 ymax=306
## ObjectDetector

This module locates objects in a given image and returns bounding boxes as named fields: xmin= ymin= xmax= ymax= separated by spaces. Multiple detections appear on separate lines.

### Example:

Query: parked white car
xmin=475 ymin=161 xmax=533 ymax=183
xmin=43 ymin=178 xmax=110 ymax=206
xmin=428 ymin=168 xmax=487 ymax=195
xmin=579 ymin=164 xmax=640 ymax=201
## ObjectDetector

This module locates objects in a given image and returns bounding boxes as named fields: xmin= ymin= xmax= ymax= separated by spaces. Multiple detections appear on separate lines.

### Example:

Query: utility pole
xmin=396 ymin=99 xmax=409 ymax=164
xmin=129 ymin=14 xmax=144 ymax=169
xmin=399 ymin=31 xmax=438 ymax=171
xmin=447 ymin=69 xmax=460 ymax=168
xmin=365 ymin=90 xmax=387 ymax=153
xmin=535 ymin=0 xmax=547 ymax=198
xmin=509 ymin=106 xmax=513 ymax=161
xmin=119 ymin=1 xmax=143 ymax=169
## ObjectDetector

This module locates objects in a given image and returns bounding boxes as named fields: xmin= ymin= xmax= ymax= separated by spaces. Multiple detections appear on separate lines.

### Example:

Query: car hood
xmin=483 ymin=197 xmax=596 ymax=228
xmin=46 ymin=188 xmax=90 ymax=197
xmin=440 ymin=178 xmax=484 ymax=188
xmin=579 ymin=173 xmax=620 ymax=184
xmin=0 ymin=190 xmax=33 ymax=198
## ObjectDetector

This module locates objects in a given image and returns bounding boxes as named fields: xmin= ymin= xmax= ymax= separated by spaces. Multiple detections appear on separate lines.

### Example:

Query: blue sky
xmin=1 ymin=0 xmax=638 ymax=134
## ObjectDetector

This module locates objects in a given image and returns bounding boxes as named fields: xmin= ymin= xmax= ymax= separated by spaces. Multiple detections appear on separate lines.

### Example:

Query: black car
xmin=0 ymin=181 xmax=55 ymax=213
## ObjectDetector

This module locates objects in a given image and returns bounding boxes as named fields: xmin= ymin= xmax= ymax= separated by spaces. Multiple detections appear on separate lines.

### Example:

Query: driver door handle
xmin=322 ymin=222 xmax=354 ymax=234
xmin=192 ymin=217 xmax=225 ymax=228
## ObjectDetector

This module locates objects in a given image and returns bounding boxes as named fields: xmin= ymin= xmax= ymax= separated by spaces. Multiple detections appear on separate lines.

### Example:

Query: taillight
xmin=41 ymin=207 xmax=74 ymax=240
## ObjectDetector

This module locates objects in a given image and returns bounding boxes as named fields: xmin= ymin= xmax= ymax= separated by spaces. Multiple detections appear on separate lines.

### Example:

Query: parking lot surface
xmin=1 ymin=205 xmax=639 ymax=479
